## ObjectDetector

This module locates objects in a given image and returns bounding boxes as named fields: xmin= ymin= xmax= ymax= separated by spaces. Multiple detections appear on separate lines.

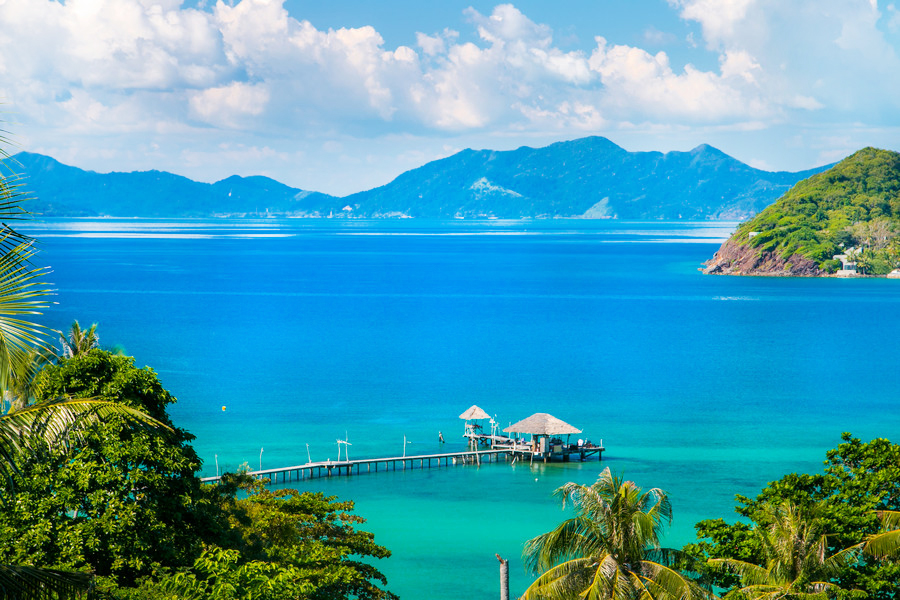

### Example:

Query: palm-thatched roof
xmin=459 ymin=405 xmax=490 ymax=420
xmin=503 ymin=413 xmax=582 ymax=435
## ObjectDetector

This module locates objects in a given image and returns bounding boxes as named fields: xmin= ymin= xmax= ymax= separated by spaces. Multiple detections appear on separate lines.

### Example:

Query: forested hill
xmin=10 ymin=137 xmax=827 ymax=219
xmin=704 ymin=147 xmax=900 ymax=276
xmin=304 ymin=137 xmax=827 ymax=219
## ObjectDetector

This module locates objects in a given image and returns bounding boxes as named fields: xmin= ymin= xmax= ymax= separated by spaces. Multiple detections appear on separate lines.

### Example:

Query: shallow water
xmin=24 ymin=218 xmax=900 ymax=599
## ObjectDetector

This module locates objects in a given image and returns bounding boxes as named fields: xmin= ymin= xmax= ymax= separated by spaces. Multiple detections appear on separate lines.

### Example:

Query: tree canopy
xmin=686 ymin=433 xmax=900 ymax=599
xmin=0 ymin=349 xmax=396 ymax=599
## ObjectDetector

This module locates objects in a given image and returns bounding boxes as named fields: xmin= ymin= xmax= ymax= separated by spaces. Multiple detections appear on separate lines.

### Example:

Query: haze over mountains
xmin=11 ymin=137 xmax=829 ymax=220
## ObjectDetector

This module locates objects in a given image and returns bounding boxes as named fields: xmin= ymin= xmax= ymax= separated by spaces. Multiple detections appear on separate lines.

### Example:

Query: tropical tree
xmin=522 ymin=467 xmax=710 ymax=600
xmin=707 ymin=501 xmax=862 ymax=600
xmin=688 ymin=434 xmax=900 ymax=599
xmin=59 ymin=320 xmax=99 ymax=359
xmin=0 ymin=129 xmax=164 ymax=599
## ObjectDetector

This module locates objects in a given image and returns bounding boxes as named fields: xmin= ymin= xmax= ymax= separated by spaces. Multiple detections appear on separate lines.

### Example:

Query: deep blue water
xmin=21 ymin=218 xmax=900 ymax=599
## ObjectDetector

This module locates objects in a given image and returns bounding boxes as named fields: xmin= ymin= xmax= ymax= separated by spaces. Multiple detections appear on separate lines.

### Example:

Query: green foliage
xmin=706 ymin=501 xmax=864 ymax=600
xmin=0 ymin=349 xmax=396 ymax=599
xmin=0 ymin=350 xmax=225 ymax=585
xmin=820 ymin=259 xmax=841 ymax=274
xmin=735 ymin=148 xmax=900 ymax=272
xmin=686 ymin=434 xmax=900 ymax=599
xmin=105 ymin=479 xmax=396 ymax=600
xmin=0 ymin=565 xmax=93 ymax=599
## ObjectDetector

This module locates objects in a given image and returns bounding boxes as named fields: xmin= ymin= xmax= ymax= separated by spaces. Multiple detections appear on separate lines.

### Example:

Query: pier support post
xmin=497 ymin=554 xmax=509 ymax=600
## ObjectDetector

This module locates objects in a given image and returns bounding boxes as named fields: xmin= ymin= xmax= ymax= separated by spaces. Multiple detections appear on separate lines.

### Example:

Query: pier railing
xmin=201 ymin=448 xmax=513 ymax=484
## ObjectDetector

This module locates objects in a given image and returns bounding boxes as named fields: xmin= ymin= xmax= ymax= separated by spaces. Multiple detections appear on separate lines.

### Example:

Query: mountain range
xmin=9 ymin=137 xmax=830 ymax=219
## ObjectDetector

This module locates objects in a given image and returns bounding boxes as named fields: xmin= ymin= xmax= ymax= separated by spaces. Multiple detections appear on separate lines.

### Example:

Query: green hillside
xmin=735 ymin=147 xmax=900 ymax=274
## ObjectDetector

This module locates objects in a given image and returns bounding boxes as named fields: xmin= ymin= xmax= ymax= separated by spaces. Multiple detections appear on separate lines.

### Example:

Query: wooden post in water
xmin=496 ymin=554 xmax=509 ymax=600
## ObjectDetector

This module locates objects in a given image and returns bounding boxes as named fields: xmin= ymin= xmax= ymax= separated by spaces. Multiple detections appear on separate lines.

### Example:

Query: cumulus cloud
xmin=0 ymin=0 xmax=772 ymax=144
xmin=587 ymin=38 xmax=767 ymax=122
xmin=667 ymin=0 xmax=756 ymax=46
xmin=189 ymin=82 xmax=270 ymax=128
xmin=3 ymin=0 xmax=900 ymax=192
xmin=671 ymin=0 xmax=900 ymax=115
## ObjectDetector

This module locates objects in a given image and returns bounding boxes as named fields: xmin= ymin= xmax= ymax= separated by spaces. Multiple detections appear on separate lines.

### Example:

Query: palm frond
xmin=525 ymin=469 xmax=695 ymax=600
xmin=524 ymin=515 xmax=601 ymax=572
xmin=708 ymin=558 xmax=769 ymax=587
xmin=0 ymin=241 xmax=53 ymax=391
xmin=822 ymin=542 xmax=863 ymax=574
xmin=3 ymin=346 xmax=55 ymax=412
xmin=520 ymin=557 xmax=599 ymax=600
xmin=59 ymin=321 xmax=98 ymax=359
xmin=641 ymin=560 xmax=714 ymax=600
xmin=862 ymin=528 xmax=900 ymax=560
xmin=876 ymin=510 xmax=900 ymax=531
xmin=0 ymin=397 xmax=170 ymax=484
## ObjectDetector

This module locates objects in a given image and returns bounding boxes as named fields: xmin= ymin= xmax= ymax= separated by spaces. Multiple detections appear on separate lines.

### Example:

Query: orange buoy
xmin=221 ymin=406 xmax=227 ymax=411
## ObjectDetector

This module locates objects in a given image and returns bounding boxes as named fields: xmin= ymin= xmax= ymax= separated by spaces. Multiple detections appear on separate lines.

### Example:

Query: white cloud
xmin=2 ymin=0 xmax=864 ymax=143
xmin=668 ymin=0 xmax=756 ymax=46
xmin=588 ymin=38 xmax=767 ymax=121
xmin=672 ymin=0 xmax=900 ymax=115
xmin=2 ymin=0 xmax=900 ymax=194
xmin=189 ymin=82 xmax=270 ymax=128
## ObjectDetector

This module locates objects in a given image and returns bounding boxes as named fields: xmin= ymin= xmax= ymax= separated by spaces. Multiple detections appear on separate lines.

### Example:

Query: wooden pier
xmin=201 ymin=448 xmax=513 ymax=484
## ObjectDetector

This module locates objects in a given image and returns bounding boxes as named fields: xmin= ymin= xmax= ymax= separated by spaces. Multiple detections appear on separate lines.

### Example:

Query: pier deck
xmin=201 ymin=448 xmax=513 ymax=484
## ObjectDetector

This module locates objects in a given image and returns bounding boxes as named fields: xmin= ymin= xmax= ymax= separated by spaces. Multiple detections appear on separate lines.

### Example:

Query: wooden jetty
xmin=202 ymin=408 xmax=604 ymax=485
xmin=201 ymin=448 xmax=513 ymax=484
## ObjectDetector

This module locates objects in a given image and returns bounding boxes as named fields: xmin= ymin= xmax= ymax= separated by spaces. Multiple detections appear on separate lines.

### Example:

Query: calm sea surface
xmin=21 ymin=218 xmax=900 ymax=599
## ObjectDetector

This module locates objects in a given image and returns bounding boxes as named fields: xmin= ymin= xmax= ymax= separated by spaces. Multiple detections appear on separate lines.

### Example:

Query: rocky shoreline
xmin=702 ymin=238 xmax=822 ymax=276
xmin=703 ymin=239 xmax=900 ymax=277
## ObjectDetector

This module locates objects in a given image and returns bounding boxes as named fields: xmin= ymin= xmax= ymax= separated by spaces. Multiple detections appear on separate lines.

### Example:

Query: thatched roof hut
xmin=503 ymin=413 xmax=582 ymax=436
xmin=459 ymin=405 xmax=490 ymax=420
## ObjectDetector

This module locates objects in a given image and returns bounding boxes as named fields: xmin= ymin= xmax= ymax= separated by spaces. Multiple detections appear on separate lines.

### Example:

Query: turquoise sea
xmin=22 ymin=218 xmax=900 ymax=599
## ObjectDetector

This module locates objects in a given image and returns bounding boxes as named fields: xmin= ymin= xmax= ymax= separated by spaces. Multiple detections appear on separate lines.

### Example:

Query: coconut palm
xmin=708 ymin=501 xmax=862 ymax=600
xmin=59 ymin=320 xmax=99 ymax=359
xmin=522 ymin=467 xmax=710 ymax=600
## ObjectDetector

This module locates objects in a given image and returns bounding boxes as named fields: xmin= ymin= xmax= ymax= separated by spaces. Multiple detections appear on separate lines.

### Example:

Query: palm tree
xmin=522 ymin=467 xmax=710 ymax=600
xmin=59 ymin=321 xmax=99 ymax=359
xmin=708 ymin=501 xmax=862 ymax=600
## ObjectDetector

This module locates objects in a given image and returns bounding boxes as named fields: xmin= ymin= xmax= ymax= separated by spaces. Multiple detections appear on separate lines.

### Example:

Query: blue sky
xmin=3 ymin=0 xmax=900 ymax=195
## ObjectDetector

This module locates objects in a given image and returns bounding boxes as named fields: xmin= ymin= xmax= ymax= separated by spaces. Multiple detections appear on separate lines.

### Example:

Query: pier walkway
xmin=201 ymin=448 xmax=513 ymax=484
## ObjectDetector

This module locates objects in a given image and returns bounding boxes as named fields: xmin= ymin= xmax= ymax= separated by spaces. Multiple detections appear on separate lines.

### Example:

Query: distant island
xmin=10 ymin=136 xmax=828 ymax=220
xmin=704 ymin=147 xmax=900 ymax=277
